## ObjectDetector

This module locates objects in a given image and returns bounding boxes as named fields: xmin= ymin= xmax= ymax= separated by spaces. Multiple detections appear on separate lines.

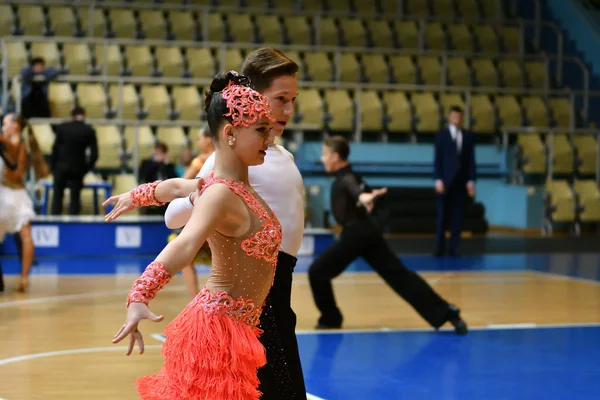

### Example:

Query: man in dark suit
xmin=434 ymin=105 xmax=476 ymax=256
xmin=50 ymin=106 xmax=98 ymax=215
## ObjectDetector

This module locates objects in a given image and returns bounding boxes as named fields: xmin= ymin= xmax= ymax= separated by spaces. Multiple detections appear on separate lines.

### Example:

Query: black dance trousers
xmin=257 ymin=251 xmax=307 ymax=400
xmin=309 ymin=219 xmax=451 ymax=328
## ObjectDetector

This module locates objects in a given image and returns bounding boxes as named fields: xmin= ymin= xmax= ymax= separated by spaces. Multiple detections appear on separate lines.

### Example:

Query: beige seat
xmin=78 ymin=8 xmax=106 ymax=38
xmin=172 ymin=86 xmax=203 ymax=121
xmin=317 ymin=16 xmax=339 ymax=46
xmin=359 ymin=90 xmax=384 ymax=132
xmin=17 ymin=5 xmax=46 ymax=36
xmin=295 ymin=89 xmax=325 ymax=129
xmin=123 ymin=126 xmax=155 ymax=162
xmin=521 ymin=96 xmax=549 ymax=128
xmin=31 ymin=124 xmax=55 ymax=156
xmin=138 ymin=9 xmax=168 ymax=40
xmin=573 ymin=180 xmax=600 ymax=222
xmin=48 ymin=6 xmax=78 ymax=37
xmin=324 ymin=89 xmax=354 ymax=132
xmin=48 ymin=83 xmax=75 ymax=118
xmin=362 ymin=54 xmax=389 ymax=84
xmin=338 ymin=53 xmax=361 ymax=82
xmin=339 ymin=18 xmax=367 ymax=47
xmin=186 ymin=48 xmax=215 ymax=78
xmin=573 ymin=136 xmax=597 ymax=175
xmin=124 ymin=45 xmax=154 ymax=76
xmin=412 ymin=92 xmax=441 ymax=134
xmin=155 ymin=46 xmax=185 ymax=78
xmin=140 ymin=85 xmax=172 ymax=121
xmin=469 ymin=94 xmax=496 ymax=134
xmin=108 ymin=84 xmax=139 ymax=119
xmin=366 ymin=19 xmax=395 ymax=48
xmin=255 ymin=15 xmax=283 ymax=44
xmin=94 ymin=44 xmax=123 ymax=76
xmin=108 ymin=8 xmax=137 ymax=39
xmin=517 ymin=133 xmax=546 ymax=174
xmin=94 ymin=125 xmax=123 ymax=170
xmin=76 ymin=83 xmax=108 ymax=119
xmin=424 ymin=22 xmax=447 ymax=50
xmin=395 ymin=21 xmax=419 ymax=48
xmin=471 ymin=58 xmax=498 ymax=87
xmin=498 ymin=60 xmax=525 ymax=88
xmin=382 ymin=91 xmax=412 ymax=133
xmin=447 ymin=57 xmax=471 ymax=86
xmin=418 ymin=56 xmax=442 ymax=85
xmin=448 ymin=23 xmax=475 ymax=52
xmin=495 ymin=95 xmax=522 ymax=129
xmin=547 ymin=134 xmax=574 ymax=175
xmin=283 ymin=16 xmax=312 ymax=45
xmin=0 ymin=5 xmax=15 ymax=37
xmin=304 ymin=51 xmax=333 ymax=81
xmin=168 ymin=11 xmax=197 ymax=41
xmin=63 ymin=43 xmax=93 ymax=75
xmin=156 ymin=127 xmax=188 ymax=155
xmin=227 ymin=13 xmax=255 ymax=43
xmin=473 ymin=24 xmax=500 ymax=53
xmin=389 ymin=55 xmax=418 ymax=85
xmin=217 ymin=48 xmax=244 ymax=72
xmin=6 ymin=42 xmax=28 ymax=78
xmin=545 ymin=179 xmax=575 ymax=226
xmin=205 ymin=13 xmax=226 ymax=42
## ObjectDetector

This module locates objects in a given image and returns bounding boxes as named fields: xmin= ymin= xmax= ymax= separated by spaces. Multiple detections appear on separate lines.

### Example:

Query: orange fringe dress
xmin=136 ymin=174 xmax=282 ymax=400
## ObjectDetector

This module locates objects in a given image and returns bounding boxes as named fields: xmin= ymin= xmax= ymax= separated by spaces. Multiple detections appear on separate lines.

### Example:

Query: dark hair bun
xmin=204 ymin=71 xmax=252 ymax=114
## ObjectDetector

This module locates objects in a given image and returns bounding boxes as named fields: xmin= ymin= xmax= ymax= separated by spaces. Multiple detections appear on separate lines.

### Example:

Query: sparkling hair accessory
xmin=127 ymin=261 xmax=172 ymax=307
xmin=221 ymin=81 xmax=276 ymax=127
xmin=130 ymin=181 xmax=166 ymax=207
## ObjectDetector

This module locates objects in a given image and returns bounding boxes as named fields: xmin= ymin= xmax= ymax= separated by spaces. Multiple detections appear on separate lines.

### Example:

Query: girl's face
xmin=2 ymin=115 xmax=18 ymax=138
xmin=225 ymin=117 xmax=273 ymax=167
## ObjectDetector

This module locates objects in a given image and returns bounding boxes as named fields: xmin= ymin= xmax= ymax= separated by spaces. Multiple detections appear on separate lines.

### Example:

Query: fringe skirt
xmin=135 ymin=287 xmax=267 ymax=400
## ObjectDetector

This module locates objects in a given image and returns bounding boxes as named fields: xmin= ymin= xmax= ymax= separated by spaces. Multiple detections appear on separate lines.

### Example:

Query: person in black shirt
xmin=50 ymin=107 xmax=98 ymax=215
xmin=308 ymin=136 xmax=468 ymax=335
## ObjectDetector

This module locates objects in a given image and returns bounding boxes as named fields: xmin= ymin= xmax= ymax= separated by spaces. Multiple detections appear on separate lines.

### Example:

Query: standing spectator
xmin=50 ymin=106 xmax=98 ymax=215
xmin=433 ymin=106 xmax=477 ymax=257
xmin=20 ymin=58 xmax=60 ymax=119
xmin=139 ymin=142 xmax=177 ymax=215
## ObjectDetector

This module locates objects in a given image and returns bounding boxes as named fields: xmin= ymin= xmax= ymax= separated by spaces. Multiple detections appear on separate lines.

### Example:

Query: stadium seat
xmin=359 ymin=90 xmax=384 ymax=132
xmin=362 ymin=54 xmax=390 ymax=84
xmin=108 ymin=83 xmax=140 ymax=119
xmin=317 ymin=16 xmax=339 ymax=46
xmin=63 ymin=43 xmax=94 ymax=75
xmin=548 ymin=97 xmax=572 ymax=128
xmin=340 ymin=18 xmax=367 ymax=47
xmin=30 ymin=42 xmax=62 ymax=72
xmin=572 ymin=135 xmax=597 ymax=175
xmin=517 ymin=133 xmax=546 ymax=174
xmin=547 ymin=134 xmax=574 ymax=175
xmin=424 ymin=22 xmax=447 ymax=50
xmin=167 ymin=10 xmax=197 ymax=41
xmin=283 ymin=16 xmax=312 ymax=45
xmin=473 ymin=24 xmax=501 ymax=53
xmin=498 ymin=59 xmax=525 ymax=88
xmin=447 ymin=57 xmax=471 ymax=86
xmin=338 ymin=53 xmax=361 ymax=82
xmin=456 ymin=0 xmax=482 ymax=19
xmin=573 ymin=180 xmax=600 ymax=222
xmin=76 ymin=83 xmax=108 ymax=119
xmin=31 ymin=124 xmax=55 ymax=156
xmin=521 ymin=96 xmax=549 ymax=127
xmin=0 ymin=5 xmax=15 ymax=37
xmin=138 ymin=9 xmax=168 ymax=40
xmin=525 ymin=61 xmax=547 ymax=89
xmin=186 ymin=47 xmax=216 ymax=78
xmin=469 ymin=94 xmax=496 ymax=134
xmin=7 ymin=41 xmax=28 ymax=78
xmin=295 ymin=88 xmax=325 ymax=129
xmin=389 ymin=55 xmax=417 ymax=84
xmin=366 ymin=19 xmax=395 ymax=48
xmin=418 ymin=56 xmax=442 ymax=85
xmin=155 ymin=46 xmax=185 ymax=78
xmin=412 ymin=92 xmax=441 ymax=134
xmin=471 ymin=58 xmax=498 ymax=87
xmin=78 ymin=8 xmax=107 ymax=38
xmin=395 ymin=21 xmax=419 ymax=48
xmin=255 ymin=15 xmax=284 ymax=44
xmin=123 ymin=125 xmax=155 ymax=162
xmin=94 ymin=44 xmax=123 ymax=76
xmin=172 ymin=85 xmax=203 ymax=121
xmin=495 ymin=94 xmax=522 ymax=128
xmin=324 ymin=89 xmax=354 ymax=131
xmin=124 ymin=45 xmax=154 ymax=76
xmin=544 ymin=179 xmax=576 ymax=230
xmin=48 ymin=6 xmax=78 ymax=37
xmin=94 ymin=124 xmax=123 ymax=170
xmin=382 ymin=91 xmax=412 ymax=133
xmin=140 ymin=85 xmax=172 ymax=121
xmin=18 ymin=5 xmax=46 ymax=36
xmin=227 ymin=13 xmax=255 ymax=43
xmin=304 ymin=51 xmax=333 ymax=81
xmin=448 ymin=23 xmax=475 ymax=52
xmin=156 ymin=126 xmax=188 ymax=155
xmin=108 ymin=8 xmax=137 ymax=39
xmin=48 ymin=82 xmax=75 ymax=118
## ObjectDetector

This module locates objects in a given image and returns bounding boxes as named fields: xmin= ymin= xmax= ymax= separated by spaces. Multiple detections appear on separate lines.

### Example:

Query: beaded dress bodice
xmin=192 ymin=173 xmax=282 ymax=326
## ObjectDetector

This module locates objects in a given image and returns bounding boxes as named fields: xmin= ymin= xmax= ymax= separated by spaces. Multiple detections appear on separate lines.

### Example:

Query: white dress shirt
xmin=164 ymin=144 xmax=305 ymax=257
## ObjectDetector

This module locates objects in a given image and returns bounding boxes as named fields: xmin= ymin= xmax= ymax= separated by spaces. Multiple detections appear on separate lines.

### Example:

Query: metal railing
xmin=1 ymin=33 xmax=591 ymax=121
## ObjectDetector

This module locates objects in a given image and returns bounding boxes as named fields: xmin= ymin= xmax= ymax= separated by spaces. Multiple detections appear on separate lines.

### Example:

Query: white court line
xmin=0 ymin=345 xmax=163 ymax=366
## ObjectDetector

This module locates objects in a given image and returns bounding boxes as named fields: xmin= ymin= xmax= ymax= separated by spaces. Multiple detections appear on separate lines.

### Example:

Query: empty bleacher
xmin=0 ymin=0 xmax=596 ymax=232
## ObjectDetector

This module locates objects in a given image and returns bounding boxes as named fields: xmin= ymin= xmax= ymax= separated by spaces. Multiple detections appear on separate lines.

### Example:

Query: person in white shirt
xmin=103 ymin=48 xmax=307 ymax=399
xmin=433 ymin=105 xmax=477 ymax=256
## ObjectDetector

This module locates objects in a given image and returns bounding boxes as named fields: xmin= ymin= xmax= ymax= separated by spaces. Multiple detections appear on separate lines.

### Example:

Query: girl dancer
xmin=0 ymin=113 xmax=36 ymax=292
xmin=176 ymin=123 xmax=215 ymax=299
xmin=112 ymin=71 xmax=281 ymax=399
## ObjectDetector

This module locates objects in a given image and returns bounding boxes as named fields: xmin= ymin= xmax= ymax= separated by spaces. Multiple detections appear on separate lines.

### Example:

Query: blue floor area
xmin=298 ymin=326 xmax=600 ymax=400
xmin=2 ymin=253 xmax=600 ymax=282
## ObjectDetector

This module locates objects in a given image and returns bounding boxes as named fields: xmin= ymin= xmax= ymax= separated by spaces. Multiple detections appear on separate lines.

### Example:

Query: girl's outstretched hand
xmin=112 ymin=302 xmax=164 ymax=355
xmin=103 ymin=191 xmax=135 ymax=222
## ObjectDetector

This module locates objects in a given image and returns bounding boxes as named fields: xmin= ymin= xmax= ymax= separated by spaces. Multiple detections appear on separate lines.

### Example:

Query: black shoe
xmin=434 ymin=250 xmax=444 ymax=257
xmin=447 ymin=304 xmax=468 ymax=335
xmin=448 ymin=250 xmax=461 ymax=257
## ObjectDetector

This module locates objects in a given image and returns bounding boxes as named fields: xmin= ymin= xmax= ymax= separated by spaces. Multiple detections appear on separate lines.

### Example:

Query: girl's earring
xmin=228 ymin=137 xmax=235 ymax=146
